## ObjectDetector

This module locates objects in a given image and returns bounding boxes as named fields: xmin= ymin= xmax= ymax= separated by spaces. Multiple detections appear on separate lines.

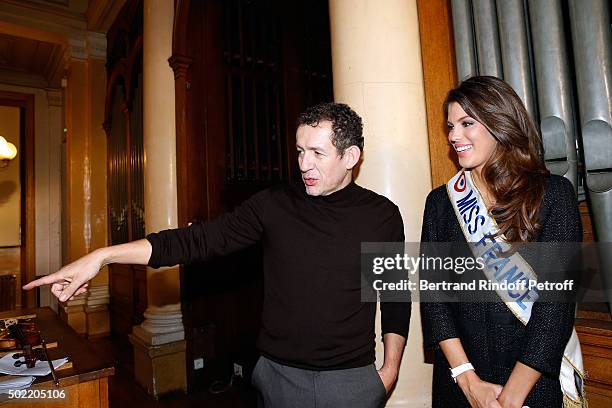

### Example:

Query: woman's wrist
xmin=497 ymin=361 xmax=539 ymax=407
xmin=456 ymin=369 xmax=479 ymax=392
xmin=497 ymin=381 xmax=528 ymax=408
xmin=497 ymin=390 xmax=523 ymax=408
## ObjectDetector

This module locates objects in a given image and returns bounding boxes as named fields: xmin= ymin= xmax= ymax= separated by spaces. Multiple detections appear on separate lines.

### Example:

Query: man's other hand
xmin=377 ymin=366 xmax=398 ymax=394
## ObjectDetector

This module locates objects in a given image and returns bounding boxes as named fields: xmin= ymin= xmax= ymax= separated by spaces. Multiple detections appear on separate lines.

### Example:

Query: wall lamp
xmin=0 ymin=136 xmax=17 ymax=168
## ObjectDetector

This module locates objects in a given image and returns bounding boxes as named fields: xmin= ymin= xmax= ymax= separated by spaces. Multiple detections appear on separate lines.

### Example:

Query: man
xmin=24 ymin=103 xmax=411 ymax=407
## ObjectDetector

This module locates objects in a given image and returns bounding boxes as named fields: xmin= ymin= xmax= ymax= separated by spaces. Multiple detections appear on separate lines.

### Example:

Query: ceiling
xmin=0 ymin=32 xmax=64 ymax=87
xmin=0 ymin=0 xmax=123 ymax=88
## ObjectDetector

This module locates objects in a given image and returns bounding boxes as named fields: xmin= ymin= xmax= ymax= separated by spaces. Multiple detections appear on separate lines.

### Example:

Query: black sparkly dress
xmin=420 ymin=175 xmax=582 ymax=408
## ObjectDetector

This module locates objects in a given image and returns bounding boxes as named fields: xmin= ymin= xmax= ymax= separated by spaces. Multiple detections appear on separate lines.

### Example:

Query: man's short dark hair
xmin=297 ymin=102 xmax=364 ymax=153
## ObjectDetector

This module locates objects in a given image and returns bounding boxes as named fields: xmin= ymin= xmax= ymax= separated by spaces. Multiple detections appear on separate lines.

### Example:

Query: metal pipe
xmin=472 ymin=0 xmax=502 ymax=77
xmin=569 ymin=0 xmax=612 ymax=310
xmin=497 ymin=0 xmax=537 ymax=119
xmin=451 ymin=0 xmax=478 ymax=81
xmin=569 ymin=0 xmax=612 ymax=177
xmin=528 ymin=0 xmax=578 ymax=189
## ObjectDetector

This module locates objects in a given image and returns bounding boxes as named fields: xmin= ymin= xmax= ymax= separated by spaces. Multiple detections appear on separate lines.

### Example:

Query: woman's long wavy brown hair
xmin=444 ymin=76 xmax=550 ymax=243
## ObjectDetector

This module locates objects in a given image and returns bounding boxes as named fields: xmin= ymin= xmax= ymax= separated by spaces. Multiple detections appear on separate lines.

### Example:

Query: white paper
xmin=0 ymin=375 xmax=35 ymax=393
xmin=0 ymin=375 xmax=35 ymax=388
xmin=0 ymin=353 xmax=68 ymax=376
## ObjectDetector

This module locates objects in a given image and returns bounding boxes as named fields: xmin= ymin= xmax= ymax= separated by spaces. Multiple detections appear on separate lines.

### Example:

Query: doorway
xmin=0 ymin=91 xmax=35 ymax=310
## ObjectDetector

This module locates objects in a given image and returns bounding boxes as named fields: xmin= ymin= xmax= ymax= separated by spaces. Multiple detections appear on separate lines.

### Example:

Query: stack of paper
xmin=0 ymin=375 xmax=35 ymax=394
xmin=0 ymin=353 xmax=68 ymax=376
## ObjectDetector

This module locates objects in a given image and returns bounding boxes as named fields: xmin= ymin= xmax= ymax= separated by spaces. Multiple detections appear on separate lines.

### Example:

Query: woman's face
xmin=447 ymin=102 xmax=498 ymax=175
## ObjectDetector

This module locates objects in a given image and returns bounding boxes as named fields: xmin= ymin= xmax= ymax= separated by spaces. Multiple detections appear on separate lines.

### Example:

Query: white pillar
xmin=135 ymin=0 xmax=183 ymax=345
xmin=142 ymin=1 xmax=178 ymax=235
xmin=329 ymin=0 xmax=433 ymax=406
xmin=130 ymin=0 xmax=187 ymax=397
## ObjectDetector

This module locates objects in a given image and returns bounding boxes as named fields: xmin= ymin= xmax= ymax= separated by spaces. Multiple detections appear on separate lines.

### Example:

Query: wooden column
xmin=416 ymin=0 xmax=459 ymax=188
xmin=62 ymin=33 xmax=110 ymax=337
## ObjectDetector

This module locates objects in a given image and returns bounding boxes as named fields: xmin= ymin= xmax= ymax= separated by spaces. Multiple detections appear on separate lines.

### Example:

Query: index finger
xmin=22 ymin=272 xmax=66 ymax=290
xmin=58 ymin=279 xmax=84 ymax=302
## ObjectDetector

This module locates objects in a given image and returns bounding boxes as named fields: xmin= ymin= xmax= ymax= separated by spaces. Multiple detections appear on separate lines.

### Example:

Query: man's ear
xmin=343 ymin=145 xmax=361 ymax=170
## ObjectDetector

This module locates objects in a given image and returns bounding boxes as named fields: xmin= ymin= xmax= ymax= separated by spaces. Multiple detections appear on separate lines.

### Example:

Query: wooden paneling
xmin=0 ymin=308 xmax=113 ymax=407
xmin=579 ymin=201 xmax=596 ymax=243
xmin=577 ymin=199 xmax=610 ymax=315
xmin=108 ymin=263 xmax=146 ymax=336
xmin=0 ymin=247 xmax=19 ymax=309
xmin=0 ymin=274 xmax=16 ymax=310
xmin=4 ymin=380 xmax=108 ymax=408
xmin=104 ymin=0 xmax=146 ymax=340
xmin=576 ymin=319 xmax=612 ymax=407
xmin=0 ymin=33 xmax=53 ymax=72
xmin=0 ymin=32 xmax=64 ymax=87
xmin=416 ymin=0 xmax=460 ymax=188
xmin=0 ymin=248 xmax=19 ymax=275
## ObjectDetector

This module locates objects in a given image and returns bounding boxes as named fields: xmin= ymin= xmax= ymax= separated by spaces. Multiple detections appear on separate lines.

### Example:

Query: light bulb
xmin=0 ymin=146 xmax=9 ymax=160
xmin=0 ymin=137 xmax=17 ymax=161
xmin=6 ymin=143 xmax=17 ymax=160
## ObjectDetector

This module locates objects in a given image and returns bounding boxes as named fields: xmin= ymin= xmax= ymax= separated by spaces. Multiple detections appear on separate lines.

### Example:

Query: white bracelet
xmin=450 ymin=362 xmax=474 ymax=383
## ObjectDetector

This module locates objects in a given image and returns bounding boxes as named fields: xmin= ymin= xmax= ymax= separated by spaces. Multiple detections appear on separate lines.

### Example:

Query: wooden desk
xmin=0 ymin=307 xmax=114 ymax=407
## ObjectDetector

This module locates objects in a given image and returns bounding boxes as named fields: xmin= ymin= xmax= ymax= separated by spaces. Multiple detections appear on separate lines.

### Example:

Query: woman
xmin=420 ymin=76 xmax=585 ymax=408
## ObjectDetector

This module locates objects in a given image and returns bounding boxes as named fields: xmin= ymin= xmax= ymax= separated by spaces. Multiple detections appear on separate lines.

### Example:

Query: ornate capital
xmin=67 ymin=32 xmax=107 ymax=61
xmin=46 ymin=88 xmax=63 ymax=107
xmin=86 ymin=32 xmax=107 ymax=60
xmin=68 ymin=37 xmax=87 ymax=60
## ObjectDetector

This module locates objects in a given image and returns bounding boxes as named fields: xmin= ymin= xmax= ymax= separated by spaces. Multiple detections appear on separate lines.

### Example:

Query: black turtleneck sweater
xmin=146 ymin=182 xmax=411 ymax=370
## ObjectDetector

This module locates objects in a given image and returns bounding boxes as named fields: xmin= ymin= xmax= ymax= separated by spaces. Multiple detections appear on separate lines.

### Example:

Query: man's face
xmin=296 ymin=121 xmax=352 ymax=196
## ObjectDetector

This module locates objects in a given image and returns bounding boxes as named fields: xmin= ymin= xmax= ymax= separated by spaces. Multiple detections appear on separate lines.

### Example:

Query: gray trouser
xmin=251 ymin=356 xmax=387 ymax=408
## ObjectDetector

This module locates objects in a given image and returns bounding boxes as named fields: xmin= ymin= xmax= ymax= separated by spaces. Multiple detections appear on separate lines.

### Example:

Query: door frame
xmin=0 ymin=90 xmax=36 ymax=309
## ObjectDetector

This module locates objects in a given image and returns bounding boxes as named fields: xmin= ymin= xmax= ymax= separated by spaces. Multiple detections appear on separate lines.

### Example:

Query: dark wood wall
xmin=104 ymin=0 xmax=147 ymax=342
xmin=171 ymin=0 xmax=333 ymax=391
xmin=416 ymin=0 xmax=459 ymax=189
